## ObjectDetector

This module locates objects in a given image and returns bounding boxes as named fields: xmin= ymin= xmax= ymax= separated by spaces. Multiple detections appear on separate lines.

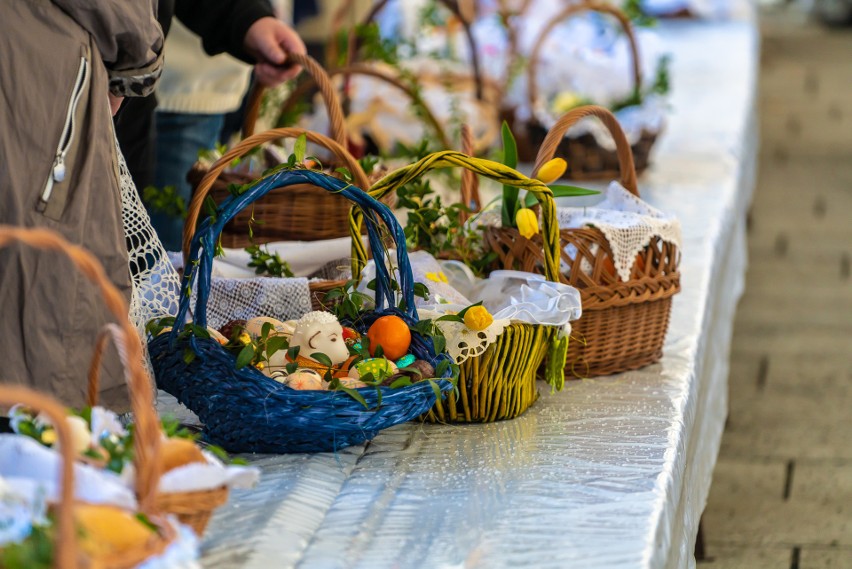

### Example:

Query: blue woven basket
xmin=148 ymin=168 xmax=453 ymax=454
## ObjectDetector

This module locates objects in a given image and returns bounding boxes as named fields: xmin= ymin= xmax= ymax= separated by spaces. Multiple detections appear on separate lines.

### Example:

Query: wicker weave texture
xmin=153 ymin=486 xmax=229 ymax=536
xmin=427 ymin=323 xmax=553 ymax=423
xmin=483 ymin=105 xmax=681 ymax=377
xmin=156 ymin=168 xmax=454 ymax=454
xmin=359 ymin=152 xmax=566 ymax=422
xmin=526 ymin=126 xmax=658 ymax=180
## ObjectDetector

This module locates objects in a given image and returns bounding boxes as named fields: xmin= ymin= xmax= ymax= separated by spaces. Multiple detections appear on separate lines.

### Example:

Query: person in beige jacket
xmin=0 ymin=1 xmax=164 ymax=412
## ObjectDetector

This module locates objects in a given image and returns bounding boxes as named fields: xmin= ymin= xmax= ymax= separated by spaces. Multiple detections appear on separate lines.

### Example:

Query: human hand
xmin=108 ymin=93 xmax=124 ymax=116
xmin=244 ymin=17 xmax=307 ymax=87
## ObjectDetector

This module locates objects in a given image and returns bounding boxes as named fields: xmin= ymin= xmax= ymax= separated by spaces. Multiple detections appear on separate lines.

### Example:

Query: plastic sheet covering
xmin=156 ymin=19 xmax=759 ymax=568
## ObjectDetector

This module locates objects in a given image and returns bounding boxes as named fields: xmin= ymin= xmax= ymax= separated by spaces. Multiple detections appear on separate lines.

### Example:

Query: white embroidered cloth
xmin=558 ymin=181 xmax=682 ymax=282
xmin=358 ymin=251 xmax=581 ymax=364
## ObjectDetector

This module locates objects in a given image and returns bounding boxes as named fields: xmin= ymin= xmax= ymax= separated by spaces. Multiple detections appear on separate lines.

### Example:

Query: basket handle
xmin=329 ymin=0 xmax=485 ymax=101
xmin=458 ymin=124 xmax=480 ymax=222
xmin=86 ymin=323 xmax=164 ymax=509
xmin=532 ymin=105 xmax=639 ymax=196
xmin=526 ymin=1 xmax=641 ymax=130
xmin=241 ymin=52 xmax=347 ymax=144
xmin=278 ymin=63 xmax=452 ymax=150
xmin=183 ymin=127 xmax=371 ymax=258
xmin=0 ymin=226 xmax=163 ymax=513
xmin=352 ymin=151 xmax=561 ymax=283
xmin=0 ymin=385 xmax=77 ymax=569
xmin=175 ymin=168 xmax=419 ymax=336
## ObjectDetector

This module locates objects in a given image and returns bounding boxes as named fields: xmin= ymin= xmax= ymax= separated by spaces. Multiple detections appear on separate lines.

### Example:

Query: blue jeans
xmin=151 ymin=112 xmax=225 ymax=251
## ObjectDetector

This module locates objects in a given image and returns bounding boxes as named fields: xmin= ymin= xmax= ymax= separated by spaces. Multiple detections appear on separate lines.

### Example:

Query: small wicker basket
xmin=484 ymin=106 xmax=680 ymax=376
xmin=87 ymin=325 xmax=228 ymax=537
xmin=0 ymin=384 xmax=178 ymax=569
xmin=0 ymin=226 xmax=179 ymax=565
xmin=0 ymin=226 xmax=229 ymax=538
xmin=519 ymin=1 xmax=660 ymax=178
xmin=356 ymin=151 xmax=567 ymax=422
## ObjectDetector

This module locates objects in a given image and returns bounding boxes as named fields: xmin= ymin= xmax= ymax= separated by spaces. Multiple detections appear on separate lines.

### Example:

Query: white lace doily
xmin=417 ymin=308 xmax=511 ymax=364
xmin=189 ymin=276 xmax=312 ymax=331
xmin=558 ymin=182 xmax=682 ymax=282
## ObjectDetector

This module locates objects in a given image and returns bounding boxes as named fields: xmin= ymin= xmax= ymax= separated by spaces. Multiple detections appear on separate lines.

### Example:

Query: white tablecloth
xmin=157 ymin=19 xmax=759 ymax=569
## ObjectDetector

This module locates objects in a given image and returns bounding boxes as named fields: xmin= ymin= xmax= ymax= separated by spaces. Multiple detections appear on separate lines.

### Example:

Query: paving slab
xmin=700 ymin=545 xmax=791 ymax=568
xmin=704 ymin=460 xmax=852 ymax=546
xmin=801 ymin=548 xmax=852 ymax=568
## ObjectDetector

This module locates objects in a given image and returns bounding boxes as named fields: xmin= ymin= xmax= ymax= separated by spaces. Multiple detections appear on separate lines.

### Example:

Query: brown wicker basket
xmin=185 ymin=128 xmax=370 ymax=311
xmin=278 ymin=63 xmax=453 ymax=152
xmin=519 ymin=1 xmax=660 ymax=179
xmin=328 ymin=0 xmax=485 ymax=101
xmin=87 ymin=325 xmax=229 ymax=537
xmin=0 ymin=227 xmax=178 ymax=567
xmin=323 ymin=0 xmax=504 ymax=154
xmin=483 ymin=106 xmax=680 ymax=377
xmin=188 ymin=52 xmax=375 ymax=244
xmin=0 ymin=385 xmax=177 ymax=569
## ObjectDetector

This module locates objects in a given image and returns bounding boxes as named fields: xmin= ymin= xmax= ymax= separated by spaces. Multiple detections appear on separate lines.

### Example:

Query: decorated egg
xmin=218 ymin=319 xmax=247 ymax=341
xmin=269 ymin=369 xmax=289 ymax=384
xmin=285 ymin=369 xmax=326 ymax=390
xmin=348 ymin=358 xmax=398 ymax=381
xmin=338 ymin=377 xmax=367 ymax=389
xmin=342 ymin=327 xmax=360 ymax=344
xmin=395 ymin=354 xmax=416 ymax=369
xmin=244 ymin=317 xmax=293 ymax=339
xmin=65 ymin=415 xmax=92 ymax=454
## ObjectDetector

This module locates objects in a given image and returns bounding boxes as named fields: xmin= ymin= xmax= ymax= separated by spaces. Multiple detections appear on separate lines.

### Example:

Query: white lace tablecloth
xmin=156 ymin=19 xmax=759 ymax=569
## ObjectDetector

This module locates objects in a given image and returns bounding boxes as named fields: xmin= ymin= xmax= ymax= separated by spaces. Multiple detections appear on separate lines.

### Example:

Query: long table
xmin=159 ymin=18 xmax=760 ymax=569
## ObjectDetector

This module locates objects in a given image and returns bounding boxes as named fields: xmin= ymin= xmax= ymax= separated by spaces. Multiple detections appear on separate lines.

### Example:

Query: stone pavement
xmin=700 ymin=7 xmax=852 ymax=569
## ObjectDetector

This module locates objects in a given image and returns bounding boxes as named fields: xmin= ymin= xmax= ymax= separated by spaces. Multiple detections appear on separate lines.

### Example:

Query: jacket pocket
xmin=37 ymin=54 xmax=89 ymax=219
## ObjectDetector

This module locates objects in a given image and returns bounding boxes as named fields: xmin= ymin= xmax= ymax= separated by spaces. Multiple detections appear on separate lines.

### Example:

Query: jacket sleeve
xmin=174 ymin=0 xmax=275 ymax=63
xmin=51 ymin=0 xmax=164 ymax=97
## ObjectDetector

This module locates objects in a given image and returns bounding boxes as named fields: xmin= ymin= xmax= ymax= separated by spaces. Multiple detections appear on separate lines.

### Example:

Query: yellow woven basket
xmin=350 ymin=152 xmax=568 ymax=423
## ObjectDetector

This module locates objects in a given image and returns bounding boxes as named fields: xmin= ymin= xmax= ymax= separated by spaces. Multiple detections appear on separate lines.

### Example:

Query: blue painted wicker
xmin=148 ymin=168 xmax=453 ymax=454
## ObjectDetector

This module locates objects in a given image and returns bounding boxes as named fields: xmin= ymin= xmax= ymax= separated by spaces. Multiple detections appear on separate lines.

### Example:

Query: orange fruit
xmin=366 ymin=316 xmax=412 ymax=360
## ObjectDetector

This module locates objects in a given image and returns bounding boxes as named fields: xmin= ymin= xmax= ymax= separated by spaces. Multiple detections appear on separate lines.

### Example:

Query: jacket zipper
xmin=38 ymin=55 xmax=89 ymax=211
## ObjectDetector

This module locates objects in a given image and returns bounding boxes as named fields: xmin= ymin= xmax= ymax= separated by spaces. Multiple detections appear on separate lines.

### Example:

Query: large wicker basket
xmin=0 ymin=227 xmax=179 ymax=566
xmin=356 ymin=151 xmax=568 ymax=423
xmin=152 ymin=166 xmax=454 ymax=454
xmin=0 ymin=226 xmax=228 ymax=538
xmin=519 ymin=1 xmax=660 ymax=178
xmin=484 ymin=106 xmax=680 ymax=377
xmin=187 ymin=52 xmax=375 ymax=245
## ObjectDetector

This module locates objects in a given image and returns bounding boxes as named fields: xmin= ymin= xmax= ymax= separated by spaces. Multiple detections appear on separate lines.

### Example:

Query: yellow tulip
xmin=238 ymin=332 xmax=252 ymax=346
xmin=515 ymin=208 xmax=539 ymax=239
xmin=464 ymin=305 xmax=494 ymax=332
xmin=536 ymin=158 xmax=567 ymax=185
